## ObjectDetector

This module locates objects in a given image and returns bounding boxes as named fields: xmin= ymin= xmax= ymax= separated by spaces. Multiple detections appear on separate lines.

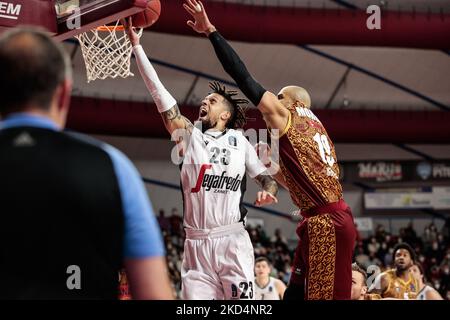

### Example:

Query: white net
xmin=75 ymin=20 xmax=143 ymax=83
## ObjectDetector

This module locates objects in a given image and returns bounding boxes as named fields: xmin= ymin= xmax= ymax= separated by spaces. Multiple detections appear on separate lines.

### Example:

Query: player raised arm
xmin=183 ymin=0 xmax=289 ymax=132
xmin=122 ymin=18 xmax=193 ymax=137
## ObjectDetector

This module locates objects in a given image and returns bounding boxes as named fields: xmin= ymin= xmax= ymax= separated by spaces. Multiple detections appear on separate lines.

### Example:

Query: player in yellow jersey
xmin=368 ymin=243 xmax=419 ymax=299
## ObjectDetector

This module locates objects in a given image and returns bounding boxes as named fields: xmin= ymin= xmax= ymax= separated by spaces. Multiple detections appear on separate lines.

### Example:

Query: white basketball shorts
xmin=181 ymin=222 xmax=255 ymax=300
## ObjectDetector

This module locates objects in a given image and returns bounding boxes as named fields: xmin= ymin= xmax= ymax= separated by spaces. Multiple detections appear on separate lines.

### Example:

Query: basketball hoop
xmin=75 ymin=20 xmax=143 ymax=83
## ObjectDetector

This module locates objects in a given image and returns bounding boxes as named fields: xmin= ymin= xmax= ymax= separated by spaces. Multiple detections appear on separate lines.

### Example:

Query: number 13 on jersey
xmin=313 ymin=133 xmax=335 ymax=167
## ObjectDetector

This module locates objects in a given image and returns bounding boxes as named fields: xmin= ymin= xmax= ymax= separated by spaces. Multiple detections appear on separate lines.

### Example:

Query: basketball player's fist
xmin=183 ymin=0 xmax=216 ymax=35
xmin=254 ymin=190 xmax=278 ymax=207
xmin=121 ymin=17 xmax=140 ymax=46
xmin=255 ymin=141 xmax=272 ymax=168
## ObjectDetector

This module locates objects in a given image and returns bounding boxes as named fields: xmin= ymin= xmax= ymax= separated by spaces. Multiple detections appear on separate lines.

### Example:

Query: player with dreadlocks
xmin=123 ymin=18 xmax=278 ymax=300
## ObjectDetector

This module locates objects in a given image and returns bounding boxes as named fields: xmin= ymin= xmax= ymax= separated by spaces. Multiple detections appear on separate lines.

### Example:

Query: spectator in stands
xmin=354 ymin=249 xmax=370 ymax=270
xmin=417 ymin=254 xmax=428 ymax=274
xmin=257 ymin=224 xmax=271 ymax=247
xmin=354 ymin=222 xmax=362 ymax=243
xmin=441 ymin=249 xmax=450 ymax=268
xmin=437 ymin=233 xmax=446 ymax=251
xmin=384 ymin=233 xmax=396 ymax=248
xmin=383 ymin=247 xmax=394 ymax=267
xmin=281 ymin=261 xmax=292 ymax=284
xmin=404 ymin=222 xmax=418 ymax=246
xmin=271 ymin=228 xmax=288 ymax=250
xmin=429 ymin=261 xmax=441 ymax=284
xmin=442 ymin=218 xmax=450 ymax=241
xmin=375 ymin=224 xmax=387 ymax=243
xmin=367 ymin=236 xmax=380 ymax=256
xmin=440 ymin=264 xmax=450 ymax=297
xmin=428 ymin=223 xmax=439 ymax=244
xmin=249 ymin=226 xmax=261 ymax=244
xmin=160 ymin=218 xmax=183 ymax=299
xmin=423 ymin=226 xmax=433 ymax=248
xmin=157 ymin=209 xmax=171 ymax=232
xmin=426 ymin=240 xmax=443 ymax=262
xmin=169 ymin=207 xmax=183 ymax=236
xmin=367 ymin=252 xmax=382 ymax=268
xmin=398 ymin=228 xmax=406 ymax=244
xmin=377 ymin=241 xmax=389 ymax=262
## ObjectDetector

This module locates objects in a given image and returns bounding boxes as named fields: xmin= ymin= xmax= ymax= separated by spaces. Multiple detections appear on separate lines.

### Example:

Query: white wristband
xmin=133 ymin=45 xmax=177 ymax=113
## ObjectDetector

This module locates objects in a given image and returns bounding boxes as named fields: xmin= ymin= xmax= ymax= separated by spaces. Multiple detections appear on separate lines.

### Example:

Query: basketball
xmin=131 ymin=0 xmax=161 ymax=28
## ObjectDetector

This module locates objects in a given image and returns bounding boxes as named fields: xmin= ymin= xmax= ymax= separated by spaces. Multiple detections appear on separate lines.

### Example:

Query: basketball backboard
xmin=0 ymin=0 xmax=148 ymax=41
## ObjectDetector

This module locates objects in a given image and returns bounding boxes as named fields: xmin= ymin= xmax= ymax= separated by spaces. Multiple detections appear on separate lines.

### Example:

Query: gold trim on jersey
xmin=279 ymin=111 xmax=292 ymax=138
xmin=383 ymin=269 xmax=419 ymax=299
xmin=307 ymin=214 xmax=336 ymax=300
xmin=277 ymin=103 xmax=342 ymax=210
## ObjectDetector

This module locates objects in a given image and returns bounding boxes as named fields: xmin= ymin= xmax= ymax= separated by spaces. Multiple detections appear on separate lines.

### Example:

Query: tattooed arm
xmin=161 ymin=104 xmax=194 ymax=135
xmin=160 ymin=104 xmax=194 ymax=158
xmin=253 ymin=171 xmax=278 ymax=207
xmin=245 ymin=138 xmax=279 ymax=207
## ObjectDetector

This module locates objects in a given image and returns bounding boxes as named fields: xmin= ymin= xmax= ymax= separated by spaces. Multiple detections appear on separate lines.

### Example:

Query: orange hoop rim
xmin=96 ymin=25 xmax=125 ymax=32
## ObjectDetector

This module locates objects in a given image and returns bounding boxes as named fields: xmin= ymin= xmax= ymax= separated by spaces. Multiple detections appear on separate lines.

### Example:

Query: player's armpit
xmin=258 ymin=91 xmax=290 ymax=133
xmin=254 ymin=171 xmax=278 ymax=197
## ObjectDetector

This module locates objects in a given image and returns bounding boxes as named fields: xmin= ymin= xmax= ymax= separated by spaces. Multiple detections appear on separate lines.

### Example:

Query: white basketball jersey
xmin=255 ymin=277 xmax=280 ymax=300
xmin=180 ymin=127 xmax=266 ymax=230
